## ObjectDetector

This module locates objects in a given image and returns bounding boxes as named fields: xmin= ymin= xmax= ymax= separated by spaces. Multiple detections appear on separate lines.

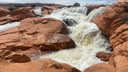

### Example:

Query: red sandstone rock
xmin=0 ymin=8 xmax=37 ymax=25
xmin=0 ymin=50 xmax=31 ymax=63
xmin=113 ymin=41 xmax=128 ymax=57
xmin=110 ymin=24 xmax=128 ymax=48
xmin=108 ymin=54 xmax=116 ymax=67
xmin=0 ymin=9 xmax=11 ymax=17
xmin=96 ymin=52 xmax=112 ymax=62
xmin=11 ymin=8 xmax=36 ymax=17
xmin=92 ymin=1 xmax=128 ymax=72
xmin=114 ymin=55 xmax=128 ymax=72
xmin=41 ymin=6 xmax=63 ymax=15
xmin=0 ymin=18 xmax=75 ymax=52
xmin=83 ymin=63 xmax=116 ymax=72
xmin=0 ymin=58 xmax=81 ymax=72
xmin=92 ymin=1 xmax=128 ymax=36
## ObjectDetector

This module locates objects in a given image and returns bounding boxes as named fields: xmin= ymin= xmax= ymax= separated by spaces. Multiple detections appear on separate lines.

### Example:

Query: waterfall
xmin=44 ymin=7 xmax=87 ymax=21
xmin=33 ymin=7 xmax=42 ymax=15
xmin=0 ymin=22 xmax=20 ymax=33
xmin=40 ymin=6 xmax=111 ymax=71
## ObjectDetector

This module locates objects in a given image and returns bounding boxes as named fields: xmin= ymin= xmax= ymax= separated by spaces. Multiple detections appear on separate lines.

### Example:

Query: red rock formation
xmin=41 ymin=5 xmax=63 ymax=15
xmin=0 ymin=50 xmax=31 ymax=63
xmin=11 ymin=8 xmax=36 ymax=17
xmin=114 ymin=56 xmax=128 ymax=72
xmin=0 ymin=18 xmax=75 ymax=53
xmin=92 ymin=1 xmax=128 ymax=36
xmin=87 ymin=4 xmax=105 ymax=15
xmin=96 ymin=52 xmax=112 ymax=62
xmin=83 ymin=63 xmax=116 ymax=72
xmin=0 ymin=8 xmax=37 ymax=25
xmin=0 ymin=58 xmax=81 ymax=72
xmin=90 ymin=0 xmax=128 ymax=72
xmin=0 ymin=9 xmax=11 ymax=17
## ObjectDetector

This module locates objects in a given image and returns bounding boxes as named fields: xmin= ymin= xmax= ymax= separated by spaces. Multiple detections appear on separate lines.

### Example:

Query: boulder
xmin=0 ymin=18 xmax=75 ymax=52
xmin=92 ymin=1 xmax=128 ymax=36
xmin=0 ymin=9 xmax=11 ymax=17
xmin=96 ymin=52 xmax=112 ymax=62
xmin=83 ymin=63 xmax=116 ymax=72
xmin=41 ymin=5 xmax=63 ymax=15
xmin=0 ymin=58 xmax=81 ymax=72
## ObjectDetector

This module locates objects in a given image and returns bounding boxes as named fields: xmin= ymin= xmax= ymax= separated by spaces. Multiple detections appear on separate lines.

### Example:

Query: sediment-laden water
xmin=40 ymin=6 xmax=111 ymax=71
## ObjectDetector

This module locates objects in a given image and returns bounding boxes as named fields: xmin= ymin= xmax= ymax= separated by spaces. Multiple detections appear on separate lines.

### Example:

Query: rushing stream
xmin=39 ymin=6 xmax=111 ymax=71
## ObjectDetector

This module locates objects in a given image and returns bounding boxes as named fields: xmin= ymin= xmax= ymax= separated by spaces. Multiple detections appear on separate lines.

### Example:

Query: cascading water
xmin=33 ymin=7 xmax=43 ymax=15
xmin=0 ymin=22 xmax=20 ymax=33
xmin=40 ymin=6 xmax=111 ymax=71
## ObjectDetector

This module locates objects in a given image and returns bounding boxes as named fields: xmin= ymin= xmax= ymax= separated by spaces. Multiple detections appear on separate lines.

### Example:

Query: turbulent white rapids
xmin=0 ymin=22 xmax=20 ymax=33
xmin=40 ymin=6 xmax=111 ymax=71
xmin=33 ymin=7 xmax=42 ymax=15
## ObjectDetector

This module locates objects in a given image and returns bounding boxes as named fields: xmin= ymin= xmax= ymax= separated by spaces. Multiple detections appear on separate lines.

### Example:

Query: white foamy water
xmin=40 ymin=6 xmax=111 ymax=71
xmin=0 ymin=22 xmax=20 ymax=33
xmin=33 ymin=7 xmax=42 ymax=15
xmin=44 ymin=7 xmax=87 ymax=21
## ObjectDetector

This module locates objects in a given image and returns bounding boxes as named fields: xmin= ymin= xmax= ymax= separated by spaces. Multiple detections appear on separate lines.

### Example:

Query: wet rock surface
xmin=96 ymin=52 xmax=112 ymax=62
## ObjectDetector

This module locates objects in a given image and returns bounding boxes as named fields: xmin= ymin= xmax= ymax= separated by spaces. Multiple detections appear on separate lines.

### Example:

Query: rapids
xmin=0 ymin=22 xmax=20 ymax=33
xmin=40 ymin=6 xmax=111 ymax=71
xmin=33 ymin=7 xmax=42 ymax=15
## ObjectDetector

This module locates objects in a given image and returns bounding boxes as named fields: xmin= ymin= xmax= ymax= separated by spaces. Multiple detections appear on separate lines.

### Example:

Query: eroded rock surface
xmin=0 ymin=18 xmax=75 ymax=52
xmin=92 ymin=0 xmax=128 ymax=36
xmin=0 ymin=8 xmax=36 ymax=25
xmin=0 ymin=9 xmax=11 ymax=17
xmin=0 ymin=58 xmax=81 ymax=72
xmin=96 ymin=52 xmax=112 ymax=62
xmin=90 ymin=0 xmax=128 ymax=72
xmin=83 ymin=63 xmax=116 ymax=72
xmin=0 ymin=50 xmax=31 ymax=63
